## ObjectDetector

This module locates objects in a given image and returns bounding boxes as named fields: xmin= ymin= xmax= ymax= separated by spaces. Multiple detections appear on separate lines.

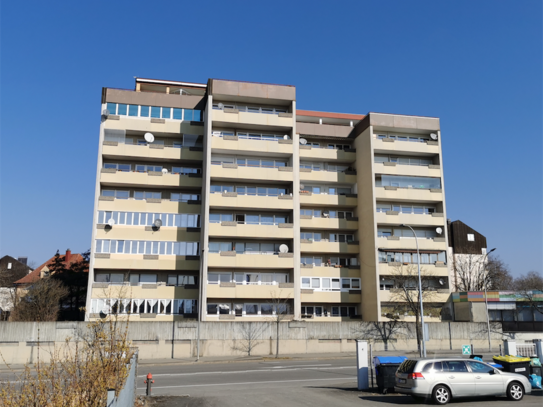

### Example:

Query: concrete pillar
xmin=356 ymin=340 xmax=369 ymax=390
xmin=292 ymin=101 xmax=301 ymax=320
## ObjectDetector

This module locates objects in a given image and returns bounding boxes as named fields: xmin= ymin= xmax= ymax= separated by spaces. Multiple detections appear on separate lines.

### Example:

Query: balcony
xmin=375 ymin=211 xmax=444 ymax=227
xmin=300 ymin=170 xmax=357 ymax=184
xmin=209 ymin=192 xmax=293 ymax=210
xmin=300 ymin=217 xmax=358 ymax=231
xmin=207 ymin=253 xmax=293 ymax=269
xmin=97 ymin=199 xmax=201 ymax=214
xmin=209 ymin=222 xmax=293 ymax=239
xmin=378 ymin=262 xmax=450 ymax=276
xmin=300 ymin=241 xmax=359 ymax=254
xmin=299 ymin=147 xmax=355 ymax=163
xmin=100 ymin=170 xmax=202 ymax=189
xmin=90 ymin=283 xmax=198 ymax=300
xmin=373 ymin=163 xmax=441 ymax=178
xmin=373 ymin=138 xmax=440 ymax=155
xmin=299 ymin=193 xmax=358 ymax=207
xmin=212 ymin=109 xmax=293 ymax=128
xmin=95 ymin=227 xmax=200 ymax=242
xmin=374 ymin=187 xmax=443 ymax=203
xmin=377 ymin=236 xmax=447 ymax=251
xmin=300 ymin=290 xmax=361 ymax=303
xmin=102 ymin=143 xmax=203 ymax=163
xmin=209 ymin=164 xmax=293 ymax=182
xmin=93 ymin=254 xmax=200 ymax=270
xmin=104 ymin=116 xmax=204 ymax=135
xmin=378 ymin=289 xmax=450 ymax=303
xmin=210 ymin=136 xmax=293 ymax=156
xmin=300 ymin=266 xmax=361 ymax=278
xmin=206 ymin=283 xmax=294 ymax=299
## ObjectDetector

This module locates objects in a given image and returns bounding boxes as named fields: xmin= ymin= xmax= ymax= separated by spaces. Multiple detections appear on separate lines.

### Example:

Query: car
xmin=394 ymin=358 xmax=532 ymax=405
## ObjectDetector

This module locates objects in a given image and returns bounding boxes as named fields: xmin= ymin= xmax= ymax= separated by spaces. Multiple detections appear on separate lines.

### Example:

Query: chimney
xmin=18 ymin=257 xmax=28 ymax=266
xmin=65 ymin=249 xmax=71 ymax=263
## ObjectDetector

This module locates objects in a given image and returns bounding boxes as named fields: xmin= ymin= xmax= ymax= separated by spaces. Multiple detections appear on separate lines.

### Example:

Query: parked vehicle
xmin=394 ymin=358 xmax=532 ymax=405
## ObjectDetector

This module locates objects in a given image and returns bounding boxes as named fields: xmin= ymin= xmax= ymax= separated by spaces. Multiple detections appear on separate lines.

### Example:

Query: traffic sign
xmin=462 ymin=345 xmax=471 ymax=355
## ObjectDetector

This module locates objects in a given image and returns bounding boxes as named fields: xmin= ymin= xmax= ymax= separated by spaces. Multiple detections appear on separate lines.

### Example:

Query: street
xmin=137 ymin=357 xmax=542 ymax=407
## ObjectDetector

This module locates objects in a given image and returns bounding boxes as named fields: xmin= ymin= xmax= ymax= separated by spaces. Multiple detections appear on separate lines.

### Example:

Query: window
xmin=95 ymin=240 xmax=198 ymax=255
xmin=301 ymin=277 xmax=360 ymax=291
xmin=237 ymin=132 xmax=284 ymax=141
xmin=376 ymin=175 xmax=441 ymax=189
xmin=329 ymin=234 xmax=354 ymax=243
xmin=442 ymin=361 xmax=468 ymax=373
xmin=213 ymin=104 xmax=286 ymax=115
xmin=466 ymin=361 xmax=493 ymax=374
xmin=171 ymin=193 xmax=200 ymax=202
xmin=300 ymin=232 xmax=321 ymax=241
xmin=104 ymin=103 xmax=201 ymax=122
xmin=468 ymin=234 xmax=475 ymax=241
xmin=300 ymin=257 xmax=322 ymax=266
xmin=101 ymin=190 xmax=129 ymax=199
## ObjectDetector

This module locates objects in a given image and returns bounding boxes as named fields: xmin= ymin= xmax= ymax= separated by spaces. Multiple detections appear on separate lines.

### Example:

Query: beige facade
xmin=86 ymin=77 xmax=451 ymax=323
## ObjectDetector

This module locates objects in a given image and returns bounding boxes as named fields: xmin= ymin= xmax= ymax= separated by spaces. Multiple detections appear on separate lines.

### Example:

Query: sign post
xmin=462 ymin=345 xmax=471 ymax=356
xmin=356 ymin=340 xmax=369 ymax=390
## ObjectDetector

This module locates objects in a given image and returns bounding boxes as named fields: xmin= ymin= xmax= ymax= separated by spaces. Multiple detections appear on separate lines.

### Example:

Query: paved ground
xmin=137 ymin=357 xmax=542 ymax=407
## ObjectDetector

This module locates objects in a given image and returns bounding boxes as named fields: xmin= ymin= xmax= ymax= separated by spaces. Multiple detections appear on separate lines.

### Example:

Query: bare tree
xmin=389 ymin=264 xmax=438 ymax=353
xmin=451 ymin=250 xmax=513 ymax=291
xmin=514 ymin=271 xmax=543 ymax=316
xmin=232 ymin=322 xmax=264 ymax=356
xmin=352 ymin=314 xmax=411 ymax=351
xmin=11 ymin=278 xmax=69 ymax=322
xmin=269 ymin=290 xmax=292 ymax=358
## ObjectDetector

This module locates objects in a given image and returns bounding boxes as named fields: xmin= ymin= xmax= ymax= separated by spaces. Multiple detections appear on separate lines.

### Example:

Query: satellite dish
xmin=154 ymin=219 xmax=163 ymax=228
xmin=283 ymin=135 xmax=290 ymax=140
xmin=218 ymin=103 xmax=224 ymax=109
xmin=102 ymin=109 xmax=110 ymax=117
xmin=300 ymin=184 xmax=305 ymax=189
xmin=300 ymin=138 xmax=307 ymax=145
xmin=144 ymin=133 xmax=155 ymax=143
xmin=436 ymin=227 xmax=443 ymax=235
xmin=438 ymin=278 xmax=445 ymax=286
xmin=430 ymin=133 xmax=438 ymax=140
xmin=323 ymin=212 xmax=329 ymax=218
xmin=279 ymin=244 xmax=289 ymax=253
xmin=107 ymin=219 xmax=115 ymax=227
xmin=162 ymin=168 xmax=168 ymax=174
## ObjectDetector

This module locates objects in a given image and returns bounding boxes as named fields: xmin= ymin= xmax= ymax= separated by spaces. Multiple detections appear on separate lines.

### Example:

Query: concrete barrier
xmin=0 ymin=321 xmax=540 ymax=364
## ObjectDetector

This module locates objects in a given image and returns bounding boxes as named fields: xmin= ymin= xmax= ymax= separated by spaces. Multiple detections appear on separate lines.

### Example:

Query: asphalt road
xmin=138 ymin=358 xmax=542 ymax=407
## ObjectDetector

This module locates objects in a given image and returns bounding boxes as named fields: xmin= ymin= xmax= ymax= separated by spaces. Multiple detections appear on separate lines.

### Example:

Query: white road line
xmin=137 ymin=376 xmax=356 ymax=390
xmin=271 ymin=364 xmax=332 ymax=369
xmin=137 ymin=366 xmax=355 ymax=378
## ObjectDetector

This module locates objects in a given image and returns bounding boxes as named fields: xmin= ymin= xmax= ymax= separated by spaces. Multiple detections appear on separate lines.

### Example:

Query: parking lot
xmin=138 ymin=358 xmax=542 ymax=407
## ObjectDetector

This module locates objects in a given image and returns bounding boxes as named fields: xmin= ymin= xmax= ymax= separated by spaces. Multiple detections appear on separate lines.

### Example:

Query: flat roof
xmin=135 ymin=77 xmax=207 ymax=88
xmin=296 ymin=109 xmax=365 ymax=121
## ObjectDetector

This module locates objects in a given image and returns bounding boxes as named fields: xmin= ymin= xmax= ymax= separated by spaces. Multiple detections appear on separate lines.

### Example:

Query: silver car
xmin=394 ymin=358 xmax=532 ymax=405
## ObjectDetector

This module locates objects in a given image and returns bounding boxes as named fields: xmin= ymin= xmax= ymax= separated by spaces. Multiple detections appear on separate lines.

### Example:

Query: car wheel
xmin=432 ymin=385 xmax=450 ymax=405
xmin=506 ymin=382 xmax=524 ymax=401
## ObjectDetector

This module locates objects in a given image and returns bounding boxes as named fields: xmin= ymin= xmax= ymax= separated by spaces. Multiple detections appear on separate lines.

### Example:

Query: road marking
xmin=271 ymin=364 xmax=332 ymax=369
xmin=137 ymin=366 xmax=355 ymax=378
xmin=137 ymin=376 xmax=356 ymax=390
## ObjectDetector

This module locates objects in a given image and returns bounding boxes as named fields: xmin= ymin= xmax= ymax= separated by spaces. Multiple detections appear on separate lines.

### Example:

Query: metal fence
xmin=106 ymin=352 xmax=138 ymax=407
xmin=516 ymin=343 xmax=536 ymax=357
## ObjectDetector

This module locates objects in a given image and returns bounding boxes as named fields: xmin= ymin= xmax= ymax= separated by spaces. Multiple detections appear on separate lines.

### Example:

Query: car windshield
xmin=397 ymin=360 xmax=418 ymax=374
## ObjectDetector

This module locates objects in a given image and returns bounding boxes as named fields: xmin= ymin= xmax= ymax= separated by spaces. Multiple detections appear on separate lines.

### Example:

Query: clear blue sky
xmin=1 ymin=1 xmax=541 ymax=275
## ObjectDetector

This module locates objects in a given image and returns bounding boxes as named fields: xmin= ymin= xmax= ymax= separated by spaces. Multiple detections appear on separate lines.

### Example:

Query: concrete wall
xmin=0 ymin=321 xmax=530 ymax=365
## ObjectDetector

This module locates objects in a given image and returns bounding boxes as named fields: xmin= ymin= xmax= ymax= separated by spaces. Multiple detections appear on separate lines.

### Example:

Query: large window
xmin=376 ymin=175 xmax=441 ymax=189
xmin=167 ymin=275 xmax=197 ymax=286
xmin=208 ymin=242 xmax=286 ymax=254
xmin=378 ymin=250 xmax=447 ymax=264
xmin=171 ymin=193 xmax=200 ymax=202
xmin=105 ymin=103 xmax=202 ymax=122
xmin=95 ymin=240 xmax=199 ymax=255
xmin=212 ymin=103 xmax=287 ymax=115
xmin=208 ymin=272 xmax=289 ymax=285
xmin=374 ymin=155 xmax=433 ymax=166
xmin=210 ymin=185 xmax=289 ymax=196
xmin=101 ymin=190 xmax=130 ymax=199
xmin=301 ymin=277 xmax=360 ymax=291
xmin=90 ymin=298 xmax=196 ymax=315
xmin=97 ymin=211 xmax=199 ymax=227
xmin=378 ymin=227 xmax=437 ymax=238
xmin=206 ymin=302 xmax=290 ymax=316
xmin=301 ymin=185 xmax=352 ymax=195
xmin=210 ymin=155 xmax=288 ymax=168
xmin=376 ymin=133 xmax=429 ymax=143
xmin=376 ymin=203 xmax=436 ymax=214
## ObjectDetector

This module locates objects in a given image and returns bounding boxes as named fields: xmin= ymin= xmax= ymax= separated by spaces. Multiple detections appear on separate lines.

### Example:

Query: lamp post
xmin=483 ymin=247 xmax=496 ymax=352
xmin=400 ymin=224 xmax=426 ymax=358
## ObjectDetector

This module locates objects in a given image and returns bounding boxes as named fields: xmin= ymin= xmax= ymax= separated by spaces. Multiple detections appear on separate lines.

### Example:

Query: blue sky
xmin=1 ymin=0 xmax=541 ymax=275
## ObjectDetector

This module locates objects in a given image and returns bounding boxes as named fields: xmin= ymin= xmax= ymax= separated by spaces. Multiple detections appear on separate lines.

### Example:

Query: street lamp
xmin=400 ymin=224 xmax=426 ymax=358
xmin=483 ymin=247 xmax=496 ymax=352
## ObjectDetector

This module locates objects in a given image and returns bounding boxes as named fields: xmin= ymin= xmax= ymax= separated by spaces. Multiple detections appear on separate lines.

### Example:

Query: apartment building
xmin=86 ymin=77 xmax=451 ymax=322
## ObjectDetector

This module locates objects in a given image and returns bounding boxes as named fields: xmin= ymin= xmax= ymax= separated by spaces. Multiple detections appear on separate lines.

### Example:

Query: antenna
xmin=162 ymin=168 xmax=168 ymax=174
xmin=107 ymin=218 xmax=115 ymax=227
xmin=430 ymin=133 xmax=438 ymax=141
xmin=436 ymin=227 xmax=443 ymax=235
xmin=154 ymin=219 xmax=163 ymax=228
xmin=279 ymin=244 xmax=289 ymax=253
xmin=144 ymin=132 xmax=155 ymax=143
xmin=299 ymin=138 xmax=307 ymax=145
xmin=102 ymin=109 xmax=110 ymax=117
